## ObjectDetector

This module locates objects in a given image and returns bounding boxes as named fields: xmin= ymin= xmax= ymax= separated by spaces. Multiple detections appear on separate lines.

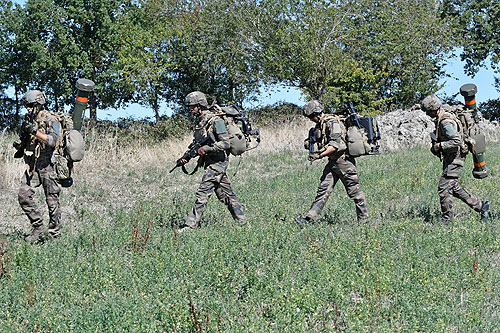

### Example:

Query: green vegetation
xmin=1 ymin=143 xmax=499 ymax=331
xmin=0 ymin=0 xmax=455 ymax=126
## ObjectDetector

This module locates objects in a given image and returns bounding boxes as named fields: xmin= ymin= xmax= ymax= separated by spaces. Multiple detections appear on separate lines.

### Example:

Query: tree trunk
xmin=89 ymin=93 xmax=97 ymax=128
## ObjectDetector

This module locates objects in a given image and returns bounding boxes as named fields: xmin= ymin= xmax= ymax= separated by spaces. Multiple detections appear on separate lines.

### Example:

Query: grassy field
xmin=0 ymin=124 xmax=499 ymax=331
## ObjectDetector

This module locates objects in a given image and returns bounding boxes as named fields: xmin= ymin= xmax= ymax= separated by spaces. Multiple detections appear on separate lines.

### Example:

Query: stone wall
xmin=377 ymin=104 xmax=500 ymax=152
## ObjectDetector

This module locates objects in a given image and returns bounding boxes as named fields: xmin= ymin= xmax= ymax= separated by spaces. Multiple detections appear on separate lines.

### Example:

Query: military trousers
xmin=438 ymin=155 xmax=482 ymax=222
xmin=306 ymin=157 xmax=368 ymax=221
xmin=18 ymin=160 xmax=61 ymax=237
xmin=438 ymin=175 xmax=482 ymax=222
xmin=185 ymin=166 xmax=245 ymax=228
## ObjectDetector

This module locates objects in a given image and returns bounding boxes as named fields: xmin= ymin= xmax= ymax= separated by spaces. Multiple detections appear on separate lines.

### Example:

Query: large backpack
xmin=213 ymin=105 xmax=260 ymax=156
xmin=445 ymin=106 xmax=488 ymax=179
xmin=51 ymin=111 xmax=85 ymax=187
xmin=342 ymin=103 xmax=381 ymax=157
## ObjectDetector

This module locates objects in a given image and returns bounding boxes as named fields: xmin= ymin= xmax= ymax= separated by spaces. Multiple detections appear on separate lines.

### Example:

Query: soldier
xmin=295 ymin=100 xmax=369 ymax=224
xmin=177 ymin=91 xmax=246 ymax=232
xmin=422 ymin=94 xmax=489 ymax=224
xmin=14 ymin=90 xmax=62 ymax=243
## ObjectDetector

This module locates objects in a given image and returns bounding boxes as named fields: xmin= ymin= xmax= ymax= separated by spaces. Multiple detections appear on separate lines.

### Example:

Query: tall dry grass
xmin=0 ymin=120 xmax=309 ymax=233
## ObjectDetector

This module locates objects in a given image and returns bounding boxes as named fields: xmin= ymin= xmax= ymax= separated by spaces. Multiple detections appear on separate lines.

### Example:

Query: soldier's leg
xmin=185 ymin=168 xmax=217 ymax=228
xmin=305 ymin=164 xmax=337 ymax=221
xmin=214 ymin=173 xmax=245 ymax=223
xmin=438 ymin=176 xmax=454 ymax=222
xmin=448 ymin=179 xmax=482 ymax=212
xmin=18 ymin=171 xmax=44 ymax=229
xmin=40 ymin=166 xmax=62 ymax=238
xmin=338 ymin=164 xmax=369 ymax=220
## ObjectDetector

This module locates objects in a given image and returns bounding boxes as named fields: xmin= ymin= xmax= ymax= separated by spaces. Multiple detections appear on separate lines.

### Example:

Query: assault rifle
xmin=169 ymin=133 xmax=216 ymax=173
xmin=13 ymin=113 xmax=36 ymax=158
xmin=429 ymin=132 xmax=442 ymax=161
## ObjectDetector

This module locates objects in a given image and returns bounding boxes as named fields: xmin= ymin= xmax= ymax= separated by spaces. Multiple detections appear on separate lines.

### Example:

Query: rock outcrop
xmin=377 ymin=104 xmax=500 ymax=152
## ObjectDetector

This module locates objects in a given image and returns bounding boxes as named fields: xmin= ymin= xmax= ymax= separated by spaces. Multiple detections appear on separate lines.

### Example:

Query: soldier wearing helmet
xmin=177 ymin=91 xmax=245 ymax=232
xmin=15 ymin=89 xmax=62 ymax=243
xmin=422 ymin=94 xmax=489 ymax=224
xmin=295 ymin=100 xmax=369 ymax=224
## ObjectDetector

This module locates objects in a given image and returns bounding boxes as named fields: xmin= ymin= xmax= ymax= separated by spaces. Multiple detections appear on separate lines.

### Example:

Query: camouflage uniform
xmin=18 ymin=110 xmax=62 ymax=238
xmin=183 ymin=110 xmax=245 ymax=228
xmin=305 ymin=115 xmax=369 ymax=221
xmin=435 ymin=111 xmax=483 ymax=222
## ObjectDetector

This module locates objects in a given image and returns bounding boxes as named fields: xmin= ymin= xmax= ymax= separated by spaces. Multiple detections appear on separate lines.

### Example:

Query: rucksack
xmin=51 ymin=110 xmax=85 ymax=187
xmin=213 ymin=105 xmax=260 ymax=156
xmin=444 ymin=106 xmax=488 ymax=179
xmin=342 ymin=104 xmax=381 ymax=157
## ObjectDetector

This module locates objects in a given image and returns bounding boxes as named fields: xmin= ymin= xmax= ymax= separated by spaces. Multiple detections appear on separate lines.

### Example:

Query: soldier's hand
xmin=304 ymin=139 xmax=310 ymax=150
xmin=23 ymin=121 xmax=37 ymax=136
xmin=197 ymin=145 xmax=208 ymax=156
xmin=430 ymin=142 xmax=441 ymax=156
xmin=177 ymin=158 xmax=188 ymax=166
xmin=12 ymin=140 xmax=22 ymax=150
xmin=308 ymin=152 xmax=323 ymax=161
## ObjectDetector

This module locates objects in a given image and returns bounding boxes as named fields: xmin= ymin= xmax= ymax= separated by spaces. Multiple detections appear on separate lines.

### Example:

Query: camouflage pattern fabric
xmin=183 ymin=110 xmax=245 ymax=228
xmin=18 ymin=158 xmax=61 ymax=237
xmin=305 ymin=115 xmax=369 ymax=221
xmin=436 ymin=112 xmax=483 ymax=222
xmin=185 ymin=166 xmax=245 ymax=228
xmin=18 ymin=111 xmax=62 ymax=237
xmin=305 ymin=157 xmax=368 ymax=221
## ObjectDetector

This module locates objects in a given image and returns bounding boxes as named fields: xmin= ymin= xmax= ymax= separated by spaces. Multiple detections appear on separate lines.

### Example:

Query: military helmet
xmin=21 ymin=90 xmax=46 ymax=106
xmin=421 ymin=95 xmax=442 ymax=112
xmin=303 ymin=100 xmax=324 ymax=117
xmin=184 ymin=91 xmax=208 ymax=107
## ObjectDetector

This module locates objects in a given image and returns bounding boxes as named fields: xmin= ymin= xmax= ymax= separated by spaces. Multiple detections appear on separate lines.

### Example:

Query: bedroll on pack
xmin=219 ymin=106 xmax=260 ymax=156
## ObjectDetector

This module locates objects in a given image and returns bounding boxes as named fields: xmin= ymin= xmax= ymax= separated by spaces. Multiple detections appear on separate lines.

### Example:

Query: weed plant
xmin=0 ymin=129 xmax=499 ymax=331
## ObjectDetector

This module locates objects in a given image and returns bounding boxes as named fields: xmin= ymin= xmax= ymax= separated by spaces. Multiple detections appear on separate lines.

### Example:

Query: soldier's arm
xmin=325 ymin=119 xmax=346 ymax=154
xmin=204 ymin=117 xmax=230 ymax=152
xmin=439 ymin=119 xmax=462 ymax=152
xmin=36 ymin=117 xmax=60 ymax=147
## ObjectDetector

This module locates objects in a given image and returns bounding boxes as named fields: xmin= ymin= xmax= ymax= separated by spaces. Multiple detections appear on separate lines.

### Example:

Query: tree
xmin=253 ymin=0 xmax=454 ymax=113
xmin=50 ymin=0 xmax=133 ymax=125
xmin=0 ymin=0 xmax=32 ymax=125
xmin=442 ymin=0 xmax=500 ymax=90
xmin=166 ymin=0 xmax=262 ymax=111
xmin=113 ymin=0 xmax=178 ymax=123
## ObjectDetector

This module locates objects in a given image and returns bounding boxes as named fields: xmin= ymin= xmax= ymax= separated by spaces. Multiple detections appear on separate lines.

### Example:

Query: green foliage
xmin=443 ymin=0 xmax=500 ymax=80
xmin=480 ymin=99 xmax=500 ymax=121
xmin=1 ymin=143 xmax=500 ymax=330
xmin=246 ymin=102 xmax=303 ymax=126
xmin=255 ymin=0 xmax=453 ymax=113
xmin=92 ymin=114 xmax=191 ymax=145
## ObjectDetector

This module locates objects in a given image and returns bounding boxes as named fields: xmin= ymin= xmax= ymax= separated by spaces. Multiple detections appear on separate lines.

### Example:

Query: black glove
xmin=308 ymin=152 xmax=323 ymax=161
xmin=430 ymin=142 xmax=441 ymax=156
xmin=23 ymin=121 xmax=37 ymax=136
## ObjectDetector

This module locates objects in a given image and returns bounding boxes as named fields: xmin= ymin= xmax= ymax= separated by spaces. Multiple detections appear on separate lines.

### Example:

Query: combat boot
xmin=294 ymin=215 xmax=311 ymax=224
xmin=24 ymin=225 xmax=48 ymax=244
xmin=480 ymin=200 xmax=490 ymax=222
xmin=177 ymin=225 xmax=194 ymax=234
